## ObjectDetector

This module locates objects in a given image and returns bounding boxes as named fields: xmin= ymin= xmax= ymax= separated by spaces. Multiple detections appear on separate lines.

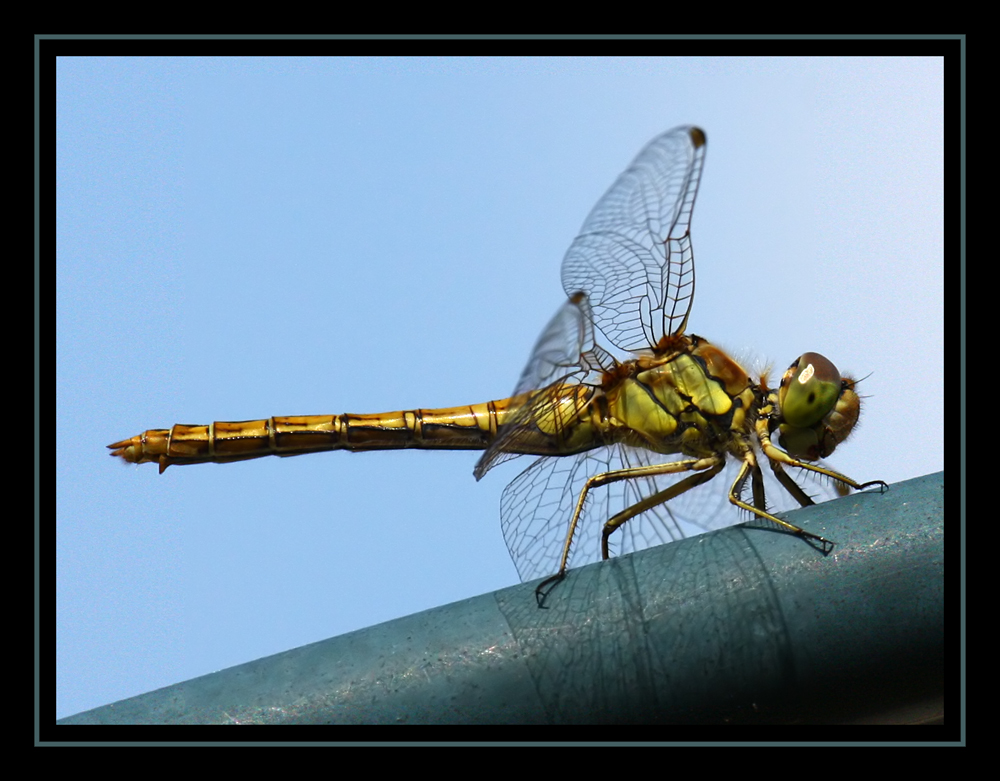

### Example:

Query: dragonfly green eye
xmin=779 ymin=352 xmax=842 ymax=428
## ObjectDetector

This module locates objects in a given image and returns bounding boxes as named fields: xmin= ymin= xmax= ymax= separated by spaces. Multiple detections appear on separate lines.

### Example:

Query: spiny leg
xmin=750 ymin=458 xmax=768 ymax=510
xmin=728 ymin=455 xmax=835 ymax=553
xmin=757 ymin=419 xmax=889 ymax=496
xmin=600 ymin=462 xmax=726 ymax=559
xmin=767 ymin=458 xmax=821 ymax=508
xmin=535 ymin=456 xmax=724 ymax=606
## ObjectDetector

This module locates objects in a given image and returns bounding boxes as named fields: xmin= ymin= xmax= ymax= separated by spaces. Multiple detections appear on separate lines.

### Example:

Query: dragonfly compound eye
xmin=779 ymin=352 xmax=842 ymax=429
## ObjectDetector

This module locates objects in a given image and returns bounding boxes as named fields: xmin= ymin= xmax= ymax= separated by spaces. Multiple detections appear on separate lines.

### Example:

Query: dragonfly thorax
xmin=600 ymin=336 xmax=760 ymax=460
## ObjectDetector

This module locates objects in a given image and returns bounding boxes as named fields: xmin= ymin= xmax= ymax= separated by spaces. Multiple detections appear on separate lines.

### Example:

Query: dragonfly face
xmin=110 ymin=126 xmax=886 ymax=593
xmin=773 ymin=353 xmax=862 ymax=462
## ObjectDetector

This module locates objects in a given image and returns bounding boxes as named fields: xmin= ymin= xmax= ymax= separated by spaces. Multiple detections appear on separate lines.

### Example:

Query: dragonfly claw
xmin=860 ymin=480 xmax=890 ymax=494
xmin=534 ymin=572 xmax=566 ymax=608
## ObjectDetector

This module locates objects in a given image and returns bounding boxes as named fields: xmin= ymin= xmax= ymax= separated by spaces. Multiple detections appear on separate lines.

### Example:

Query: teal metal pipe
xmin=57 ymin=472 xmax=944 ymax=726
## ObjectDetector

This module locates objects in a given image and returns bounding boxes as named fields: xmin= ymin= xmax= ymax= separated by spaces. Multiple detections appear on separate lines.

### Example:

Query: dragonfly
xmin=109 ymin=126 xmax=886 ymax=601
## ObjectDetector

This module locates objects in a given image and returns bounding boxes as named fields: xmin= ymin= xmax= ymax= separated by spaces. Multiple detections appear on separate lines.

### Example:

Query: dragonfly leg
xmin=757 ymin=420 xmax=889 ymax=497
xmin=728 ymin=456 xmax=835 ymax=553
xmin=535 ymin=455 xmax=724 ymax=607
xmin=534 ymin=573 xmax=567 ymax=607
xmin=766 ymin=459 xmax=820 ymax=507
xmin=600 ymin=462 xmax=726 ymax=560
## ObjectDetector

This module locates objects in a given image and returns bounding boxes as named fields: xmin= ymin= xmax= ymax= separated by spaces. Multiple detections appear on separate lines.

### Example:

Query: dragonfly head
xmin=775 ymin=352 xmax=861 ymax=461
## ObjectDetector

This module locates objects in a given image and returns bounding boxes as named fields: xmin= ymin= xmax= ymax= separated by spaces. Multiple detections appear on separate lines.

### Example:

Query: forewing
xmin=510 ymin=293 xmax=604 ymax=397
xmin=473 ymin=294 xmax=613 ymax=480
xmin=561 ymin=126 xmax=707 ymax=353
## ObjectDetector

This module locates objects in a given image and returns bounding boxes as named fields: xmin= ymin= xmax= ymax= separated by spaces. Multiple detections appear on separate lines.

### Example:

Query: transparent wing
xmin=510 ymin=293 xmax=609 ymax=398
xmin=496 ymin=445 xmax=711 ymax=584
xmin=500 ymin=444 xmax=853 ymax=585
xmin=561 ymin=126 xmax=707 ymax=353
xmin=473 ymin=293 xmax=614 ymax=480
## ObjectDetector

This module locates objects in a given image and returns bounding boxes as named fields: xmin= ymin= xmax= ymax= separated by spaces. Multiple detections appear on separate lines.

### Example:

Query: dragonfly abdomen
xmin=108 ymin=403 xmax=517 ymax=473
xmin=110 ymin=382 xmax=609 ymax=474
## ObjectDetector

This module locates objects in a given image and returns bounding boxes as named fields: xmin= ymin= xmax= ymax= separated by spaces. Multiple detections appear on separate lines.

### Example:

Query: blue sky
xmin=56 ymin=56 xmax=944 ymax=719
